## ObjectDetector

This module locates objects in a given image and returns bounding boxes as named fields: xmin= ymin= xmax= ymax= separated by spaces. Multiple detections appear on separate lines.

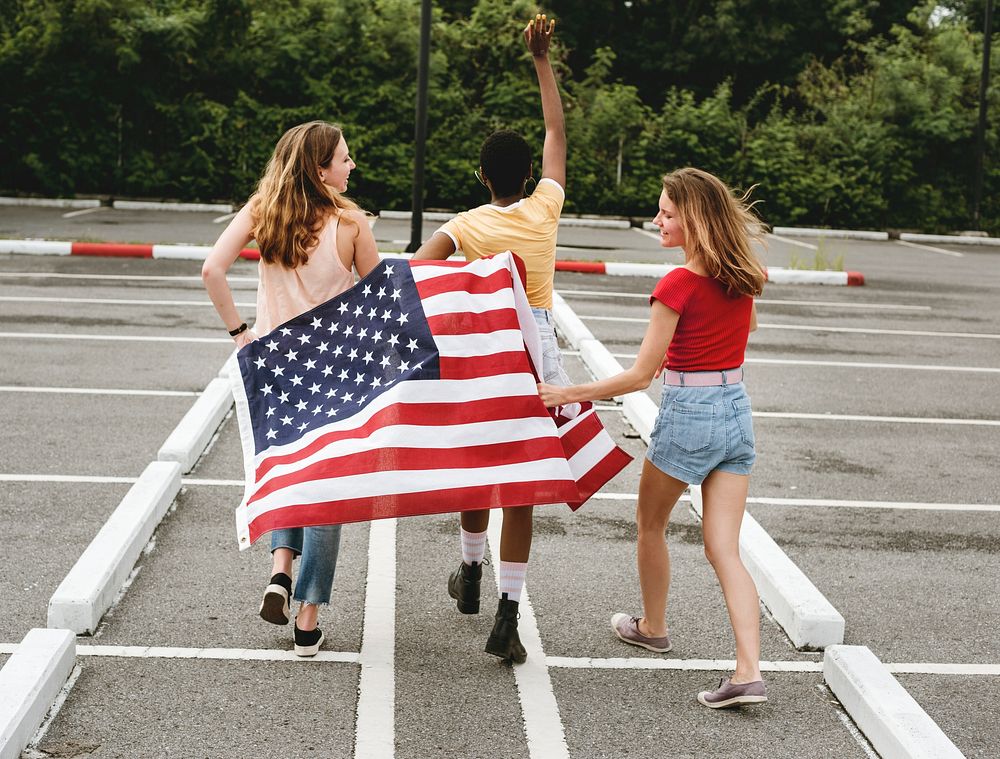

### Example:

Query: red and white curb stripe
xmin=0 ymin=239 xmax=865 ymax=285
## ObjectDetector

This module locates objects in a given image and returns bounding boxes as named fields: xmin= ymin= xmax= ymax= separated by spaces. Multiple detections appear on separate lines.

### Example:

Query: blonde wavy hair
xmin=250 ymin=121 xmax=361 ymax=269
xmin=662 ymin=168 xmax=767 ymax=297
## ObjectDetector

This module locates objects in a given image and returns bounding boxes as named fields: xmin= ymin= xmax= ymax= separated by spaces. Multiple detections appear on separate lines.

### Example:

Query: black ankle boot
xmin=485 ymin=594 xmax=527 ymax=663
xmin=447 ymin=561 xmax=482 ymax=614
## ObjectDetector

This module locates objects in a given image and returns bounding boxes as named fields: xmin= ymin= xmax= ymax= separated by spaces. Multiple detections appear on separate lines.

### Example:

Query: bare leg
xmin=296 ymin=602 xmax=318 ymax=631
xmin=499 ymin=505 xmax=532 ymax=562
xmin=460 ymin=509 xmax=490 ymax=535
xmin=271 ymin=547 xmax=294 ymax=577
xmin=635 ymin=459 xmax=688 ymax=638
xmin=701 ymin=469 xmax=761 ymax=684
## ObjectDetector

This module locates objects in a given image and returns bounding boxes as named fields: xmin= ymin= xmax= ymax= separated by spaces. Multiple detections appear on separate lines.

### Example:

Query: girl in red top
xmin=538 ymin=168 xmax=768 ymax=709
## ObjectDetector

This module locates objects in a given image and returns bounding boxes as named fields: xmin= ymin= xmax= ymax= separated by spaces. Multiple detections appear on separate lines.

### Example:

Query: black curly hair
xmin=479 ymin=129 xmax=532 ymax=198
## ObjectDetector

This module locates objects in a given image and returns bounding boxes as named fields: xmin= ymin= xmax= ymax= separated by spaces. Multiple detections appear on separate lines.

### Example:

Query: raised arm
xmin=524 ymin=14 xmax=565 ymax=188
xmin=202 ymin=202 xmax=257 ymax=349
xmin=538 ymin=301 xmax=679 ymax=406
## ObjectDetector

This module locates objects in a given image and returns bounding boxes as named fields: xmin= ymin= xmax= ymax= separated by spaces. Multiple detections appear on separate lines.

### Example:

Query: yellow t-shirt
xmin=436 ymin=178 xmax=564 ymax=309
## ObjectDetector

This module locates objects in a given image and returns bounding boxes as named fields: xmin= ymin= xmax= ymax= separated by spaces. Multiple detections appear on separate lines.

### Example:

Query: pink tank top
xmin=253 ymin=217 xmax=355 ymax=335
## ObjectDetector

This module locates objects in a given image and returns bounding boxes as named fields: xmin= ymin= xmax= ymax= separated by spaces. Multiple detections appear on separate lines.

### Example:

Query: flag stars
xmin=290 ymin=375 xmax=304 ymax=386
xmin=347 ymin=348 xmax=358 ymax=360
xmin=380 ymin=355 xmax=391 ymax=368
xmin=362 ymin=351 xmax=374 ymax=365
xmin=321 ymin=365 xmax=334 ymax=377
xmin=370 ymin=377 xmax=382 ymax=388
xmin=326 ymin=408 xmax=339 ymax=417
xmin=387 ymin=334 xmax=400 ymax=347
xmin=304 ymin=358 xmax=317 ymax=370
xmin=338 ymin=303 xmax=349 ymax=314
xmin=266 ymin=340 xmax=279 ymax=352
xmin=280 ymin=328 xmax=292 ymax=336
xmin=398 ymin=360 xmax=410 ymax=372
xmin=382 ymin=309 xmax=392 ymax=321
xmin=273 ymin=366 xmax=285 ymax=377
xmin=357 ymin=395 xmax=367 ymax=405
xmin=266 ymin=407 xmax=276 ymax=418
xmin=297 ymin=333 xmax=311 ymax=345
xmin=385 ymin=264 xmax=394 ymax=275
xmin=391 ymin=288 xmax=402 ymax=301
xmin=362 ymin=284 xmax=372 ymax=296
xmin=317 ymin=342 xmax=329 ymax=354
xmin=332 ymin=345 xmax=344 ymax=357
xmin=284 ymin=349 xmax=298 ymax=362
xmin=338 ymin=369 xmax=350 ymax=381
xmin=326 ymin=388 xmax=337 ymax=398
xmin=405 ymin=338 xmax=419 ymax=352
xmin=308 ymin=383 xmax=322 ymax=395
xmin=266 ymin=429 xmax=277 ymax=440
xmin=371 ymin=330 xmax=383 ymax=343
xmin=254 ymin=356 xmax=267 ymax=369
xmin=311 ymin=317 xmax=323 ymax=329
xmin=297 ymin=422 xmax=309 ymax=433
xmin=377 ymin=286 xmax=387 ymax=299
xmin=261 ymin=383 xmax=274 ymax=396
xmin=357 ymin=327 xmax=368 ymax=340
xmin=312 ymin=404 xmax=324 ymax=415
xmin=342 ymin=391 xmax=354 ymax=402
xmin=396 ymin=312 xmax=409 ymax=326
xmin=353 ymin=305 xmax=364 ymax=317
xmin=354 ymin=372 xmax=365 ymax=385
xmin=280 ymin=415 xmax=293 ymax=426
xmin=328 ymin=321 xmax=340 ymax=333
xmin=368 ymin=307 xmax=378 ymax=319
xmin=278 ymin=391 xmax=290 ymax=403
xmin=344 ymin=325 xmax=354 ymax=337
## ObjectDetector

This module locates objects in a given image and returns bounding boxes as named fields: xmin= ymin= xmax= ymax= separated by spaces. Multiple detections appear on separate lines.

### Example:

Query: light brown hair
xmin=662 ymin=168 xmax=767 ymax=297
xmin=251 ymin=121 xmax=360 ymax=269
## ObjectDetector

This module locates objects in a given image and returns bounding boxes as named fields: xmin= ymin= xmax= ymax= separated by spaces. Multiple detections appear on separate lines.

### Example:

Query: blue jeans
xmin=532 ymin=307 xmax=570 ymax=385
xmin=270 ymin=526 xmax=341 ymax=605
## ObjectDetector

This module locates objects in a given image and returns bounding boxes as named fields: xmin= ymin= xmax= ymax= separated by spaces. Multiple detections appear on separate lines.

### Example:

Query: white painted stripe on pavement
xmin=567 ymin=351 xmax=1000 ymax=375
xmin=825 ymin=645 xmax=965 ymax=759
xmin=487 ymin=512 xmax=570 ymax=759
xmin=753 ymin=411 xmax=1000 ymax=426
xmin=767 ymin=233 xmax=818 ymax=250
xmin=0 ymin=385 xmax=198 ymax=398
xmin=895 ymin=239 xmax=963 ymax=258
xmin=556 ymin=289 xmax=930 ymax=311
xmin=0 ymin=332 xmax=231 ymax=344
xmin=0 ymin=475 xmax=139 ymax=485
xmin=80 ymin=646 xmax=357 ymax=663
xmin=0 ymin=295 xmax=256 ymax=308
xmin=61 ymin=206 xmax=105 ymax=219
xmin=547 ymin=656 xmax=1000 ymax=676
xmin=354 ymin=518 xmax=396 ymax=759
xmin=578 ymin=314 xmax=1000 ymax=339
xmin=0 ymin=272 xmax=257 ymax=283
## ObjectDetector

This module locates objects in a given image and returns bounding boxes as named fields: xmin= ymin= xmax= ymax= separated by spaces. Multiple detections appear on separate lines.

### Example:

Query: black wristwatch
xmin=228 ymin=322 xmax=249 ymax=337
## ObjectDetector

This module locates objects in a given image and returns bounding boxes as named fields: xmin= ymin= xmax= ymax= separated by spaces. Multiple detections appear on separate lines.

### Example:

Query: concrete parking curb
xmin=158 ymin=377 xmax=234 ymax=473
xmin=0 ymin=197 xmax=100 ymax=210
xmin=0 ymin=628 xmax=76 ymax=759
xmin=0 ymin=239 xmax=864 ymax=285
xmin=772 ymin=226 xmax=889 ymax=241
xmin=47 ymin=461 xmax=182 ymax=633
xmin=899 ymin=232 xmax=1000 ymax=246
xmin=552 ymin=292 xmax=845 ymax=650
xmin=112 ymin=200 xmax=232 ymax=213
xmin=688 ymin=487 xmax=845 ymax=648
xmin=824 ymin=645 xmax=965 ymax=759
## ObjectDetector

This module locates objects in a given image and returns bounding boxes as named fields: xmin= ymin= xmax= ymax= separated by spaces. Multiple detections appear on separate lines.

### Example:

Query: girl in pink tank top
xmin=203 ymin=121 xmax=379 ymax=656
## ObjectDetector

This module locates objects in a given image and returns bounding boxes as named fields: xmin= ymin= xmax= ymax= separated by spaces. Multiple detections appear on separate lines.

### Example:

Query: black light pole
xmin=973 ymin=0 xmax=994 ymax=227
xmin=407 ymin=0 xmax=432 ymax=252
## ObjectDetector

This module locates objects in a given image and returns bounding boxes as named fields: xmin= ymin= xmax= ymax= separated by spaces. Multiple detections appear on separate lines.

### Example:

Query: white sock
xmin=498 ymin=561 xmax=527 ymax=603
xmin=461 ymin=528 xmax=487 ymax=566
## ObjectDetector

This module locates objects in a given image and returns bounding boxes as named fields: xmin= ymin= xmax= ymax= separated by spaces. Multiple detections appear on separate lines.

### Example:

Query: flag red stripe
xmin=250 ymin=436 xmax=569 ymax=505
xmin=248 ymin=479 xmax=581 ymax=542
xmin=568 ymin=447 xmax=633 ymax=509
xmin=255 ymin=395 xmax=548 ymax=482
xmin=556 ymin=412 xmax=607 ymax=459
xmin=414 ymin=268 xmax=512 ymax=300
xmin=438 ymin=351 xmax=532 ymax=379
xmin=426 ymin=308 xmax=520 ymax=336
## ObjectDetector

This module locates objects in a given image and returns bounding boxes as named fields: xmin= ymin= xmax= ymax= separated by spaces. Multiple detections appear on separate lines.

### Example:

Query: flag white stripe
xmin=420 ymin=289 xmax=514 ymax=318
xmin=246 ymin=458 xmax=576 ymax=522
xmin=566 ymin=431 xmax=617 ymax=482
xmin=254 ymin=416 xmax=562 ymax=492
xmin=252 ymin=374 xmax=541 ymax=465
xmin=434 ymin=330 xmax=524 ymax=356
xmin=409 ymin=255 xmax=508 ymax=283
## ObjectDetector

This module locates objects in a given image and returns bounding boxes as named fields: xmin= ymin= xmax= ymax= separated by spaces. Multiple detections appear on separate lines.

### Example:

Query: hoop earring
xmin=474 ymin=169 xmax=488 ymax=188
xmin=523 ymin=176 xmax=537 ymax=195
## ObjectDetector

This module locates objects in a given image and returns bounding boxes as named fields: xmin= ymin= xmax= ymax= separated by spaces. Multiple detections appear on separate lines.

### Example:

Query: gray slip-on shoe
xmin=610 ymin=613 xmax=672 ymax=653
xmin=697 ymin=677 xmax=767 ymax=708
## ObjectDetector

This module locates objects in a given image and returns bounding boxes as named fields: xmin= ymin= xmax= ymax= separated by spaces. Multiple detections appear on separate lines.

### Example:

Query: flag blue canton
xmin=237 ymin=260 xmax=440 ymax=454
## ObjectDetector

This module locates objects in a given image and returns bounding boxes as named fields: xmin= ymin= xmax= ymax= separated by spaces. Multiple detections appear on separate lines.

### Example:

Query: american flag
xmin=228 ymin=252 xmax=631 ymax=549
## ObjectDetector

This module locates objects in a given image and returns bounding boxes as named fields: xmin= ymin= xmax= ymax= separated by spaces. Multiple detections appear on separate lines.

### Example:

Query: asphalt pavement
xmin=1 ymin=206 xmax=998 ymax=758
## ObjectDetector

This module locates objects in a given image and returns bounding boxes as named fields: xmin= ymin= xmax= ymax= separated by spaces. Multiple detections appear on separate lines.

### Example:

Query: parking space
xmin=2 ymin=210 xmax=998 ymax=758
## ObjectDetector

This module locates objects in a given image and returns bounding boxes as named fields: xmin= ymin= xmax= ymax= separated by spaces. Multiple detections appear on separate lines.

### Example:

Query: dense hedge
xmin=1 ymin=0 xmax=997 ymax=232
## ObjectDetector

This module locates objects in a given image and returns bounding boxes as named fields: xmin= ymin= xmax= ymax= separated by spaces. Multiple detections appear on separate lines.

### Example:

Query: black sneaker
xmin=259 ymin=572 xmax=292 ymax=625
xmin=484 ymin=594 xmax=527 ymax=664
xmin=293 ymin=623 xmax=324 ymax=657
xmin=447 ymin=560 xmax=483 ymax=614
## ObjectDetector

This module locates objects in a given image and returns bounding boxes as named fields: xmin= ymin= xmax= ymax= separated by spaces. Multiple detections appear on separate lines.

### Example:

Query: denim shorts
xmin=532 ymin=307 xmax=570 ymax=386
xmin=646 ymin=381 xmax=756 ymax=485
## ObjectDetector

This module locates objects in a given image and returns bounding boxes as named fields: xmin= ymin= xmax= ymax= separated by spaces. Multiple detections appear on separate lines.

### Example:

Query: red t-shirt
xmin=650 ymin=267 xmax=753 ymax=372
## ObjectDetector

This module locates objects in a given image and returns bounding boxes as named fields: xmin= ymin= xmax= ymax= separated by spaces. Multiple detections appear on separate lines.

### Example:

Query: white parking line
xmin=631 ymin=227 xmax=664 ymax=242
xmin=0 ymin=643 xmax=358 ymax=662
xmin=0 ymin=385 xmax=198 ymax=398
xmin=578 ymin=314 xmax=1000 ymax=339
xmin=895 ymin=239 xmax=964 ymax=258
xmin=0 ymin=272 xmax=258 ymax=283
xmin=564 ymin=350 xmax=1000 ymax=375
xmin=213 ymin=211 xmax=238 ymax=224
xmin=546 ymin=657 xmax=1000 ymax=676
xmin=767 ymin=233 xmax=819 ymax=251
xmin=487 ymin=512 xmax=569 ymax=759
xmin=355 ymin=518 xmax=397 ymax=759
xmin=753 ymin=411 xmax=1000 ymax=426
xmin=0 ymin=331 xmax=231 ymax=344
xmin=61 ymin=206 xmax=106 ymax=219
xmin=556 ymin=289 xmax=931 ymax=311
xmin=0 ymin=295 xmax=256 ymax=308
